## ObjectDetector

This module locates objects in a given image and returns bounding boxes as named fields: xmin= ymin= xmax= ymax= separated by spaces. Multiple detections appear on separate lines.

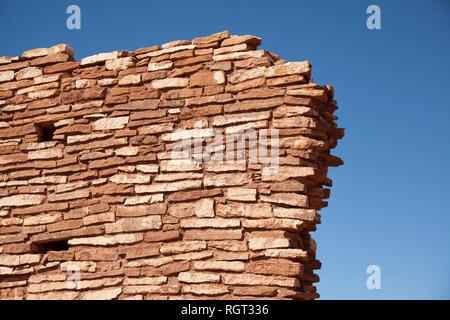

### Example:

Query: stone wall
xmin=0 ymin=31 xmax=344 ymax=300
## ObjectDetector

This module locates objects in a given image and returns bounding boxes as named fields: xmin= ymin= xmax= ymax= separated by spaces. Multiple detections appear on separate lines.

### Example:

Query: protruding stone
xmin=0 ymin=195 xmax=45 ymax=208
xmin=264 ymin=61 xmax=311 ymax=78
xmin=15 ymin=67 xmax=42 ymax=80
xmin=192 ymin=30 xmax=230 ymax=45
xmin=81 ymin=51 xmax=119 ymax=66
xmin=221 ymin=35 xmax=262 ymax=47
xmin=93 ymin=116 xmax=129 ymax=130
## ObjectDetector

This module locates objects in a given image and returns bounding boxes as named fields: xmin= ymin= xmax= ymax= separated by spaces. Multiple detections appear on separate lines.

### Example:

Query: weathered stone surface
xmin=273 ymin=207 xmax=316 ymax=221
xmin=124 ymin=276 xmax=167 ymax=286
xmin=31 ymin=53 xmax=70 ymax=66
xmin=93 ymin=116 xmax=129 ymax=130
xmin=182 ymin=284 xmax=229 ymax=296
xmin=242 ymin=218 xmax=303 ymax=231
xmin=248 ymin=236 xmax=292 ymax=251
xmin=216 ymin=202 xmax=271 ymax=218
xmin=75 ymin=248 xmax=118 ymax=261
xmin=222 ymin=274 xmax=299 ymax=287
xmin=154 ymin=173 xmax=203 ymax=182
xmin=0 ymin=195 xmax=45 ymax=208
xmin=109 ymin=174 xmax=150 ymax=184
xmin=204 ymin=173 xmax=252 ymax=187
xmin=260 ymin=193 xmax=308 ymax=207
xmin=180 ymin=218 xmax=240 ymax=229
xmin=172 ymin=251 xmax=213 ymax=262
xmin=116 ymin=203 xmax=167 ymax=217
xmin=47 ymin=189 xmax=90 ymax=202
xmin=147 ymin=61 xmax=173 ymax=71
xmin=221 ymin=35 xmax=262 ymax=47
xmin=26 ymin=291 xmax=79 ymax=300
xmin=216 ymin=251 xmax=249 ymax=261
xmin=151 ymin=78 xmax=188 ymax=89
xmin=80 ymin=287 xmax=122 ymax=300
xmin=15 ymin=67 xmax=42 ymax=80
xmin=24 ymin=213 xmax=62 ymax=226
xmin=184 ymin=229 xmax=243 ymax=241
xmin=27 ymin=148 xmax=63 ymax=160
xmin=82 ymin=211 xmax=115 ymax=225
xmin=261 ymin=166 xmax=316 ymax=181
xmin=160 ymin=241 xmax=206 ymax=255
xmin=228 ymin=66 xmax=265 ymax=84
xmin=81 ymin=51 xmax=119 ymax=66
xmin=212 ymin=111 xmax=270 ymax=127
xmin=68 ymin=233 xmax=143 ymax=246
xmin=136 ymin=164 xmax=159 ymax=173
xmin=119 ymin=244 xmax=159 ymax=259
xmin=160 ymin=160 xmax=201 ymax=172
xmin=178 ymin=271 xmax=220 ymax=283
xmin=135 ymin=180 xmax=202 ymax=193
xmin=168 ymin=198 xmax=214 ymax=218
xmin=246 ymin=260 xmax=304 ymax=276
xmin=138 ymin=123 xmax=174 ymax=135
xmin=44 ymin=61 xmax=80 ymax=73
xmin=273 ymin=116 xmax=318 ymax=128
xmin=166 ymin=189 xmax=222 ymax=202
xmin=118 ymin=74 xmax=141 ymax=86
xmin=225 ymin=188 xmax=257 ymax=201
xmin=12 ymin=203 xmax=68 ymax=215
xmin=232 ymin=286 xmax=277 ymax=297
xmin=273 ymin=105 xmax=318 ymax=118
xmin=185 ymin=93 xmax=233 ymax=106
xmin=190 ymin=71 xmax=225 ymax=87
xmin=31 ymin=226 xmax=104 ymax=244
xmin=192 ymin=260 xmax=244 ymax=272
xmin=22 ymin=47 xmax=50 ymax=58
xmin=0 ymin=70 xmax=14 ymax=82
xmin=105 ymin=216 xmax=162 ymax=233
xmin=265 ymin=61 xmax=311 ymax=78
xmin=144 ymin=230 xmax=181 ymax=243
xmin=264 ymin=248 xmax=308 ymax=259
xmin=224 ymin=97 xmax=283 ymax=113
xmin=214 ymin=43 xmax=253 ymax=55
xmin=213 ymin=50 xmax=265 ymax=61
xmin=105 ymin=57 xmax=134 ymax=71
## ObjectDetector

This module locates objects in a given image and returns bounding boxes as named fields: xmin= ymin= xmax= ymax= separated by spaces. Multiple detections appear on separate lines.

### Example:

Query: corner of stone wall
xmin=0 ymin=30 xmax=344 ymax=300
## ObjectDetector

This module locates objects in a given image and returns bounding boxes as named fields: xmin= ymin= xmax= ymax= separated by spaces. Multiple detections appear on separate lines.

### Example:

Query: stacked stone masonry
xmin=0 ymin=31 xmax=344 ymax=300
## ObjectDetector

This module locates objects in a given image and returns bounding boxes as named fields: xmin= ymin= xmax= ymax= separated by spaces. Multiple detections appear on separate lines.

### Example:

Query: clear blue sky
xmin=1 ymin=0 xmax=449 ymax=299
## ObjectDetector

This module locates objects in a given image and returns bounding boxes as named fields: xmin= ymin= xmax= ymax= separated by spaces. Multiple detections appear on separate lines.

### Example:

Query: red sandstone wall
xmin=0 ymin=30 xmax=344 ymax=300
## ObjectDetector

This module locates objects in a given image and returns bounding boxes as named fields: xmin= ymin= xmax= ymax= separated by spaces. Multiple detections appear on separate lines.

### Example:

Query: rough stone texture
xmin=0 ymin=30 xmax=343 ymax=300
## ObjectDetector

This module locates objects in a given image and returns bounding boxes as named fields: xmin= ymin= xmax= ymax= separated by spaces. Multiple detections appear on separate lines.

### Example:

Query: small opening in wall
xmin=35 ymin=121 xmax=56 ymax=142
xmin=31 ymin=240 xmax=69 ymax=254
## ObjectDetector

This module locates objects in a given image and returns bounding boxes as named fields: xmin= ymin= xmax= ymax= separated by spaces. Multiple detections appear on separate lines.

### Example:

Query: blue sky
xmin=1 ymin=0 xmax=449 ymax=299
